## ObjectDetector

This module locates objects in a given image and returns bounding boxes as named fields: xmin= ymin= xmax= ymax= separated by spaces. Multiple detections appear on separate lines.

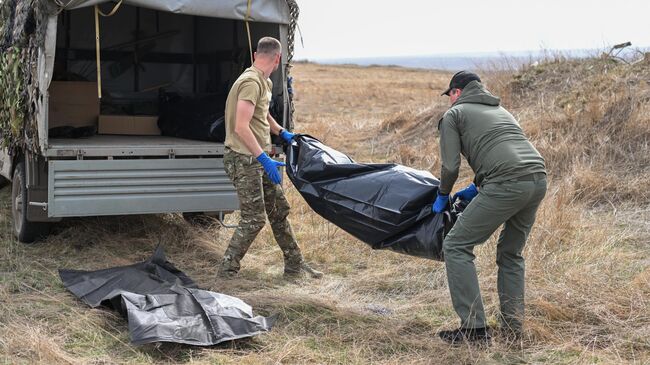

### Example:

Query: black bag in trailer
xmin=59 ymin=246 xmax=274 ymax=346
xmin=285 ymin=135 xmax=463 ymax=261
xmin=157 ymin=92 xmax=226 ymax=142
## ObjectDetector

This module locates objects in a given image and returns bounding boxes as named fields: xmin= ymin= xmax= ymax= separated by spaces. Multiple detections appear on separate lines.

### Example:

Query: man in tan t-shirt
xmin=218 ymin=37 xmax=323 ymax=279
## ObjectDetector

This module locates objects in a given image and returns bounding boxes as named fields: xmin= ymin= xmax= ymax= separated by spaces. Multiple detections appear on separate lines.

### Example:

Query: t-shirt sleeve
xmin=238 ymin=80 xmax=260 ymax=105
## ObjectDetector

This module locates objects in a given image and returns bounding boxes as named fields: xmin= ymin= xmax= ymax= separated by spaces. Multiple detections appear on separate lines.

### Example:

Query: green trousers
xmin=443 ymin=174 xmax=547 ymax=332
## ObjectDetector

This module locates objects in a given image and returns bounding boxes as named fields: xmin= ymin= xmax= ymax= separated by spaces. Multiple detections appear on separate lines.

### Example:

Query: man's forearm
xmin=268 ymin=114 xmax=284 ymax=135
xmin=439 ymin=167 xmax=459 ymax=195
xmin=438 ymin=116 xmax=461 ymax=196
xmin=234 ymin=125 xmax=264 ymax=156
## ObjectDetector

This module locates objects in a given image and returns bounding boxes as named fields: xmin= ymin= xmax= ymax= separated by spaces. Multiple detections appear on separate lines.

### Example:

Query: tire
xmin=11 ymin=162 xmax=50 ymax=243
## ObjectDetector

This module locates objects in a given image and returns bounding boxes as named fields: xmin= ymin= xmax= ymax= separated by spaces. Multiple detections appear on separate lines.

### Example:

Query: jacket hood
xmin=453 ymin=80 xmax=501 ymax=107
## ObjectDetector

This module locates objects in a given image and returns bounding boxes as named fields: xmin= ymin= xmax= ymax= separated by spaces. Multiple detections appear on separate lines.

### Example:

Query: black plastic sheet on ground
xmin=286 ymin=135 xmax=462 ymax=261
xmin=59 ymin=246 xmax=274 ymax=346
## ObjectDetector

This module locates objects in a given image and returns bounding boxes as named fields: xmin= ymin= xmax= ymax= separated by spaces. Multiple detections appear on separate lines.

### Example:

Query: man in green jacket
xmin=433 ymin=71 xmax=547 ymax=345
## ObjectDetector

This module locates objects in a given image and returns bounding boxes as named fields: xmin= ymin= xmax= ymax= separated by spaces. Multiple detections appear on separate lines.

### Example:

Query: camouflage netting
xmin=284 ymin=0 xmax=298 ymax=130
xmin=0 ymin=0 xmax=57 ymax=153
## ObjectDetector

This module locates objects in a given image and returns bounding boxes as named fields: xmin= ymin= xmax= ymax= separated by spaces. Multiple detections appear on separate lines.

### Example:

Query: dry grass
xmin=1 ymin=59 xmax=649 ymax=364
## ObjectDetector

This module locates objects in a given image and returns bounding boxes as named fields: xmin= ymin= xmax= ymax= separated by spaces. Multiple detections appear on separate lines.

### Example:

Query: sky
xmin=293 ymin=0 xmax=650 ymax=60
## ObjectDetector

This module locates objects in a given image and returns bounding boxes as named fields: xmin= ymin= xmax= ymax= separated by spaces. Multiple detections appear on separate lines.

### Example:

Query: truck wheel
xmin=11 ymin=162 xmax=50 ymax=243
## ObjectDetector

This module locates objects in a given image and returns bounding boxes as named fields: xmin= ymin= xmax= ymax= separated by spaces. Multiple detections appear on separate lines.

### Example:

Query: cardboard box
xmin=48 ymin=82 xmax=99 ymax=128
xmin=98 ymin=115 xmax=161 ymax=135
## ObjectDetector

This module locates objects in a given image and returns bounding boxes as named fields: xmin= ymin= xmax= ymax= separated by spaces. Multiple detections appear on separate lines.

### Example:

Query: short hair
xmin=257 ymin=37 xmax=282 ymax=56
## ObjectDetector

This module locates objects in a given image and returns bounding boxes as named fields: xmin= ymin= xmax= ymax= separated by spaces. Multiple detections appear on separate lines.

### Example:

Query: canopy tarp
xmin=55 ymin=0 xmax=292 ymax=24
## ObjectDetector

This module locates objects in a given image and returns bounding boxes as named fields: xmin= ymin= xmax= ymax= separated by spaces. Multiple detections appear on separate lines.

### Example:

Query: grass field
xmin=1 ymin=58 xmax=649 ymax=364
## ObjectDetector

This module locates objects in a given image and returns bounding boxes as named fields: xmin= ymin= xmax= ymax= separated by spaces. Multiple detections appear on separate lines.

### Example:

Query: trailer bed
xmin=46 ymin=135 xmax=225 ymax=158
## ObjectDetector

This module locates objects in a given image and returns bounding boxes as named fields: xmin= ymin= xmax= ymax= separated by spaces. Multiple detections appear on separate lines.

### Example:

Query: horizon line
xmin=297 ymin=45 xmax=650 ymax=62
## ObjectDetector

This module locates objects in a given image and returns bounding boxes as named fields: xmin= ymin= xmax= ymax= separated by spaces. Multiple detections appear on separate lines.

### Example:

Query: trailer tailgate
xmin=48 ymin=158 xmax=238 ymax=217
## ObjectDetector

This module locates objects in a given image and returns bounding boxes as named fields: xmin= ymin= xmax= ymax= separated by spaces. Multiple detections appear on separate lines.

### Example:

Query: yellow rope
xmin=245 ymin=0 xmax=253 ymax=65
xmin=94 ymin=5 xmax=102 ymax=98
xmin=97 ymin=0 xmax=123 ymax=17
xmin=93 ymin=1 xmax=123 ymax=99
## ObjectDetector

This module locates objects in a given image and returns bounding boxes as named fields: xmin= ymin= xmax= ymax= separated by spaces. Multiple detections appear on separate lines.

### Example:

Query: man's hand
xmin=256 ymin=152 xmax=285 ymax=184
xmin=280 ymin=129 xmax=296 ymax=143
xmin=453 ymin=183 xmax=478 ymax=203
xmin=432 ymin=193 xmax=450 ymax=213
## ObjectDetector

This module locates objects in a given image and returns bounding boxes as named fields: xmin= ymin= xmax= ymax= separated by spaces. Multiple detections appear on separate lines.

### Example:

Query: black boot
xmin=438 ymin=327 xmax=492 ymax=346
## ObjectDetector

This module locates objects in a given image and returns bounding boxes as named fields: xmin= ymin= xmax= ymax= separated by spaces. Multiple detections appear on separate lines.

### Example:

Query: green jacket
xmin=438 ymin=81 xmax=546 ymax=195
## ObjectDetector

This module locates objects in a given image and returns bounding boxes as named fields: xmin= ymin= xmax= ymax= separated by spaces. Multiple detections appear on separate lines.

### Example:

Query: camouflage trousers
xmin=220 ymin=149 xmax=303 ymax=275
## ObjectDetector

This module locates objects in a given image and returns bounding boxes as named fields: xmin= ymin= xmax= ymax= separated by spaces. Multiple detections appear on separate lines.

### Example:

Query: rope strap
xmin=97 ymin=0 xmax=123 ymax=17
xmin=93 ymin=1 xmax=123 ymax=99
xmin=94 ymin=5 xmax=102 ymax=98
xmin=245 ymin=0 xmax=253 ymax=65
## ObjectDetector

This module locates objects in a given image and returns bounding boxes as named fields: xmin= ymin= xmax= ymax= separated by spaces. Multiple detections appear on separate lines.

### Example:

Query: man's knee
xmin=267 ymin=204 xmax=290 ymax=223
xmin=238 ymin=217 xmax=266 ymax=235
xmin=496 ymin=249 xmax=522 ymax=262
xmin=496 ymin=230 xmax=526 ymax=267
xmin=496 ymin=248 xmax=525 ymax=271
xmin=265 ymin=187 xmax=291 ymax=223
xmin=443 ymin=237 xmax=475 ymax=262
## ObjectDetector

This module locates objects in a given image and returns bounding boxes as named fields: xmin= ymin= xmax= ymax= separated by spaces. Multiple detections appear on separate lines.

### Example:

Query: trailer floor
xmin=47 ymin=135 xmax=225 ymax=158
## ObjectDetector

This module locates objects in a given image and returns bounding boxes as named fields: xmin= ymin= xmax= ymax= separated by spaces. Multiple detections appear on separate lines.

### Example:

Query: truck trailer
xmin=0 ymin=0 xmax=299 ymax=242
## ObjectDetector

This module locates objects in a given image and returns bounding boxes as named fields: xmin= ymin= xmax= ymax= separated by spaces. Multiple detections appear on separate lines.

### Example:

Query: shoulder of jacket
xmin=439 ymin=108 xmax=459 ymax=128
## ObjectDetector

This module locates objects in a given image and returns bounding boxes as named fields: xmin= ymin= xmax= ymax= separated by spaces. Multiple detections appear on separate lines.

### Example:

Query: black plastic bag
xmin=157 ymin=92 xmax=226 ymax=142
xmin=48 ymin=125 xmax=97 ymax=139
xmin=285 ymin=135 xmax=462 ymax=261
xmin=59 ymin=246 xmax=274 ymax=346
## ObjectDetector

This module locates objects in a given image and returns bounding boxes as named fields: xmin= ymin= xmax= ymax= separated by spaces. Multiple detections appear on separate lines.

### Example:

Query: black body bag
xmin=285 ymin=135 xmax=464 ymax=261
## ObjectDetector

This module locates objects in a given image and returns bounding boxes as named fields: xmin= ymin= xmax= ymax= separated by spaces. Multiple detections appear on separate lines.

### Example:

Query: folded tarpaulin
xmin=59 ymin=246 xmax=274 ymax=346
xmin=285 ymin=135 xmax=464 ymax=261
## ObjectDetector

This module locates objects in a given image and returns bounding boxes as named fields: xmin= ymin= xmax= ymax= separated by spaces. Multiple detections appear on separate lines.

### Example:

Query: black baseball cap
xmin=441 ymin=71 xmax=482 ymax=96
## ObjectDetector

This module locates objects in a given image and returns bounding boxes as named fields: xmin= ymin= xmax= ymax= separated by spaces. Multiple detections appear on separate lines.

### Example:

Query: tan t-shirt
xmin=224 ymin=66 xmax=273 ymax=155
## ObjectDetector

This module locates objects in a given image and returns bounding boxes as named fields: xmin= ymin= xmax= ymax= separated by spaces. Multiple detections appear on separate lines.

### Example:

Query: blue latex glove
xmin=280 ymin=129 xmax=296 ymax=143
xmin=432 ymin=193 xmax=450 ymax=213
xmin=453 ymin=183 xmax=478 ymax=203
xmin=256 ymin=152 xmax=286 ymax=184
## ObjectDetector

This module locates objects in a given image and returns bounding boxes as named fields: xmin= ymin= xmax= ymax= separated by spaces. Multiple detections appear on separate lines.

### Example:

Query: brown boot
xmin=284 ymin=262 xmax=324 ymax=279
xmin=301 ymin=262 xmax=324 ymax=279
xmin=217 ymin=266 xmax=238 ymax=279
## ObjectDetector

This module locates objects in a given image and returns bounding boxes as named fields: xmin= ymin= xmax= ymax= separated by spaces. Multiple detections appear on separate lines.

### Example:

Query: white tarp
xmin=56 ymin=0 xmax=291 ymax=24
